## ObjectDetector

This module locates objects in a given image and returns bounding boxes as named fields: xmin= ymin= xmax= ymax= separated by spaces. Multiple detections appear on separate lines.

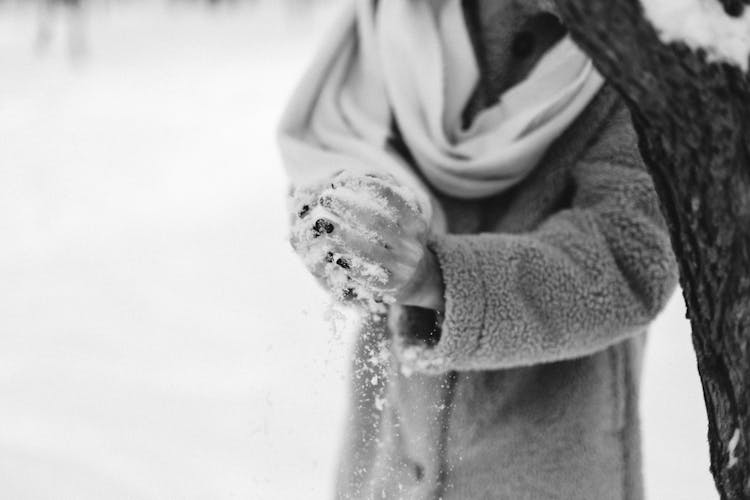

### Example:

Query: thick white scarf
xmin=278 ymin=0 xmax=604 ymax=223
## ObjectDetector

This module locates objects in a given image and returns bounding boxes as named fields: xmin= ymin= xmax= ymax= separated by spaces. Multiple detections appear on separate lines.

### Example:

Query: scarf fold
xmin=278 ymin=0 xmax=604 ymax=222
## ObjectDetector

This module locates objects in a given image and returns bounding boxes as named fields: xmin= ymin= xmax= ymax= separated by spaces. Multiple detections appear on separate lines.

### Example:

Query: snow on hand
xmin=291 ymin=172 xmax=427 ymax=311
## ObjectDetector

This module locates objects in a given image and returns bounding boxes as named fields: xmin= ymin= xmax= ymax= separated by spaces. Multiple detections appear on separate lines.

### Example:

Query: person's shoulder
xmin=569 ymin=83 xmax=633 ymax=146
xmin=570 ymin=84 xmax=648 ymax=171
xmin=581 ymin=84 xmax=626 ymax=130
xmin=543 ymin=84 xmax=639 ymax=173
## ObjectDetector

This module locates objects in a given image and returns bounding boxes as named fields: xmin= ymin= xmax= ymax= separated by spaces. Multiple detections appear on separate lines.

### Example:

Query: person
xmin=278 ymin=0 xmax=678 ymax=498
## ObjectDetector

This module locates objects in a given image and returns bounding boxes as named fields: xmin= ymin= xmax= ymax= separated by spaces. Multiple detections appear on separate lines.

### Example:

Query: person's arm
xmin=393 ymin=104 xmax=679 ymax=373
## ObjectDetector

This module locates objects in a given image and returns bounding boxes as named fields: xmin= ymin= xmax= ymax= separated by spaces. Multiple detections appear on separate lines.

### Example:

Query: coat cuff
xmin=392 ymin=234 xmax=488 ymax=373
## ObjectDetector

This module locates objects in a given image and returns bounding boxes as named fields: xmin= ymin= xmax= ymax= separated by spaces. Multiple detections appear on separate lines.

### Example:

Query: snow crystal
xmin=388 ymin=182 xmax=423 ymax=215
xmin=331 ymin=172 xmax=424 ymax=220
xmin=324 ymin=300 xmax=357 ymax=343
xmin=374 ymin=395 xmax=386 ymax=411
xmin=353 ymin=257 xmax=390 ymax=285
xmin=640 ymin=0 xmax=750 ymax=71
xmin=321 ymin=182 xmax=399 ymax=226
xmin=398 ymin=345 xmax=446 ymax=373
xmin=400 ymin=346 xmax=419 ymax=361
xmin=728 ymin=427 xmax=741 ymax=467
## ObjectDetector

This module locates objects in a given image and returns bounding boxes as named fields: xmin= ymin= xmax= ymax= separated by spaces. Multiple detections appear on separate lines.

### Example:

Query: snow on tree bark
xmin=553 ymin=0 xmax=750 ymax=497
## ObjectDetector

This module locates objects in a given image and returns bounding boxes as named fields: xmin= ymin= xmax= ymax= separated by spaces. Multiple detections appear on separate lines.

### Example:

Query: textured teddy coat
xmin=328 ymin=3 xmax=679 ymax=500
xmin=333 ymin=83 xmax=679 ymax=500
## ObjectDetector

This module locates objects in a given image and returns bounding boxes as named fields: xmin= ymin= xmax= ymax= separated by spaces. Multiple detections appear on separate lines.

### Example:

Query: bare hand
xmin=289 ymin=173 xmax=443 ymax=308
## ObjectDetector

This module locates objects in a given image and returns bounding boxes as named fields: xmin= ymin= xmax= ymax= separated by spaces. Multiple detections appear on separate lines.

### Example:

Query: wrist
xmin=397 ymin=247 xmax=445 ymax=310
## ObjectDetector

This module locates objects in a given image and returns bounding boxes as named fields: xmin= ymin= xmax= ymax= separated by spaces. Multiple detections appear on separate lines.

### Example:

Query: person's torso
xmin=336 ymin=3 xmax=647 ymax=498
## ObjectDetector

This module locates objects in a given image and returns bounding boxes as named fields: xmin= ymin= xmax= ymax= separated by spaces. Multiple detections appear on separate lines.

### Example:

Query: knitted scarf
xmin=277 ymin=0 xmax=604 ymax=222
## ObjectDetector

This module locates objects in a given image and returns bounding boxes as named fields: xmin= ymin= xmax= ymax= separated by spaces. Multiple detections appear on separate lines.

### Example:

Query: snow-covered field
xmin=0 ymin=1 xmax=717 ymax=498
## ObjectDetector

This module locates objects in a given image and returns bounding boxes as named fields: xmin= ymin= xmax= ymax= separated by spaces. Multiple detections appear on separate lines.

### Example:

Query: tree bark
xmin=553 ymin=0 xmax=750 ymax=498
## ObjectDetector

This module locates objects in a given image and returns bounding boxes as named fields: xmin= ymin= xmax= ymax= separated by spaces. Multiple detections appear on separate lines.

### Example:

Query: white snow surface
xmin=641 ymin=0 xmax=750 ymax=70
xmin=0 ymin=1 xmax=718 ymax=499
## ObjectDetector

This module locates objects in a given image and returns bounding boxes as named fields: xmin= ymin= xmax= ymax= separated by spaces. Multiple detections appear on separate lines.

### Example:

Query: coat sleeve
xmin=392 ymin=105 xmax=679 ymax=373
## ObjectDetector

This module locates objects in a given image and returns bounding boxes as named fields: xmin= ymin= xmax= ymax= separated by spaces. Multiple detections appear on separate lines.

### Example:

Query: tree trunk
xmin=553 ymin=0 xmax=750 ymax=498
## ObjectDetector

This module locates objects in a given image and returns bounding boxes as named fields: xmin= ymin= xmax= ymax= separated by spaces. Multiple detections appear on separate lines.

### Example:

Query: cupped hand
xmin=289 ymin=173 xmax=443 ymax=308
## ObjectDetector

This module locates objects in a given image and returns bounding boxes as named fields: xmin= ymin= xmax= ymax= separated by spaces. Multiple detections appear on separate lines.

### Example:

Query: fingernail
xmin=313 ymin=218 xmax=334 ymax=235
xmin=325 ymin=252 xmax=334 ymax=263
xmin=298 ymin=204 xmax=310 ymax=218
xmin=336 ymin=257 xmax=350 ymax=269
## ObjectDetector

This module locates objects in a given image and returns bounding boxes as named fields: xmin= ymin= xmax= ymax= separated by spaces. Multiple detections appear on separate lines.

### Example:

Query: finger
xmin=343 ymin=254 xmax=392 ymax=290
xmin=328 ymin=214 xmax=423 ymax=289
xmin=340 ymin=174 xmax=429 ymax=238
xmin=289 ymin=186 xmax=319 ymax=220
xmin=299 ymin=202 xmax=390 ymax=254
xmin=290 ymin=171 xmax=350 ymax=220
xmin=303 ymin=233 xmax=392 ymax=294
xmin=310 ymin=213 xmax=426 ymax=289
xmin=314 ymin=241 xmax=392 ymax=291
xmin=329 ymin=248 xmax=425 ymax=299
xmin=296 ymin=206 xmax=425 ymax=291
xmin=312 ymin=264 xmax=359 ymax=304
xmin=358 ymin=175 xmax=426 ymax=221
xmin=289 ymin=215 xmax=321 ymax=254
xmin=319 ymin=180 xmax=429 ymax=248
xmin=289 ymin=204 xmax=341 ymax=253
xmin=292 ymin=193 xmax=427 ymax=299
xmin=321 ymin=217 xmax=395 ymax=274
xmin=293 ymin=229 xmax=370 ymax=287
xmin=318 ymin=182 xmax=400 ymax=227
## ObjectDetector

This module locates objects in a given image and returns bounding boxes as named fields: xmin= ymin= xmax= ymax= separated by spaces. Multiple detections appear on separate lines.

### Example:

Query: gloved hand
xmin=289 ymin=173 xmax=444 ymax=310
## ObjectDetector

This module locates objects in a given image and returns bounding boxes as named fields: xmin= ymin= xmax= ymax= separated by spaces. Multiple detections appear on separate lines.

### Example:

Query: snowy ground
xmin=0 ymin=1 xmax=716 ymax=499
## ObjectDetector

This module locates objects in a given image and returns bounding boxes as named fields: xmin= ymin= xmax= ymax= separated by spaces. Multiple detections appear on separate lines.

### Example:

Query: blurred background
xmin=0 ymin=1 xmax=717 ymax=498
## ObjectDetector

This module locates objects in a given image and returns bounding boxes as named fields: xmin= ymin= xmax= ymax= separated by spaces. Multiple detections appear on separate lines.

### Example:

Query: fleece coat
xmin=331 ymin=2 xmax=679 ymax=499
xmin=335 ymin=83 xmax=678 ymax=500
